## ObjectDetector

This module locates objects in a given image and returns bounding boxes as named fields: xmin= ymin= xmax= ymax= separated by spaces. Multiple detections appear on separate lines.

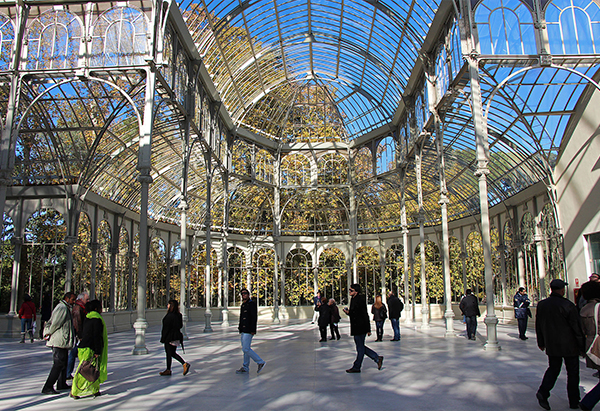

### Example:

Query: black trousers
xmin=164 ymin=343 xmax=184 ymax=370
xmin=517 ymin=317 xmax=528 ymax=338
xmin=319 ymin=327 xmax=328 ymax=341
xmin=330 ymin=323 xmax=340 ymax=339
xmin=538 ymin=355 xmax=580 ymax=406
xmin=43 ymin=347 xmax=69 ymax=390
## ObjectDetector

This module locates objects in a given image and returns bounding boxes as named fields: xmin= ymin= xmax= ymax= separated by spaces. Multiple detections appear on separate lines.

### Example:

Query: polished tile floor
xmin=1 ymin=318 xmax=597 ymax=411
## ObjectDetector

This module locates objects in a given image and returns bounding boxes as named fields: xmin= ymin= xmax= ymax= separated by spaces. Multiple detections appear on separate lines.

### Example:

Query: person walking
xmin=70 ymin=299 xmax=107 ymax=399
xmin=329 ymin=298 xmax=341 ymax=340
xmin=67 ymin=291 xmax=89 ymax=379
xmin=18 ymin=294 xmax=36 ymax=343
xmin=371 ymin=295 xmax=387 ymax=342
xmin=316 ymin=296 xmax=331 ymax=342
xmin=535 ymin=279 xmax=585 ymax=410
xmin=41 ymin=292 xmax=76 ymax=395
xmin=514 ymin=287 xmax=531 ymax=340
xmin=311 ymin=291 xmax=321 ymax=324
xmin=236 ymin=288 xmax=266 ymax=374
xmin=581 ymin=281 xmax=600 ymax=410
xmin=343 ymin=283 xmax=383 ymax=373
xmin=459 ymin=289 xmax=480 ymax=340
xmin=387 ymin=291 xmax=404 ymax=341
xmin=159 ymin=299 xmax=190 ymax=376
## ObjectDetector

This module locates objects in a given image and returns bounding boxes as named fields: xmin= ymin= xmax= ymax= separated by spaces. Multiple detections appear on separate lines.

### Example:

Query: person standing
xmin=70 ymin=299 xmax=107 ymax=399
xmin=329 ymin=298 xmax=341 ymax=340
xmin=343 ymin=283 xmax=383 ymax=373
xmin=236 ymin=288 xmax=266 ymax=374
xmin=18 ymin=294 xmax=36 ymax=343
xmin=459 ymin=289 xmax=480 ymax=341
xmin=316 ymin=296 xmax=331 ymax=342
xmin=535 ymin=279 xmax=585 ymax=410
xmin=514 ymin=287 xmax=531 ymax=340
xmin=579 ymin=273 xmax=600 ymax=310
xmin=387 ymin=291 xmax=404 ymax=341
xmin=67 ymin=291 xmax=89 ymax=379
xmin=371 ymin=295 xmax=387 ymax=342
xmin=41 ymin=292 xmax=76 ymax=395
xmin=311 ymin=291 xmax=321 ymax=324
xmin=159 ymin=300 xmax=190 ymax=376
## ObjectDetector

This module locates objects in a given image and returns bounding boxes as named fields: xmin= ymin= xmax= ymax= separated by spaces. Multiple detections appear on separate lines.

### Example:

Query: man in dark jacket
xmin=316 ymin=296 xmax=331 ymax=342
xmin=343 ymin=283 xmax=383 ymax=373
xmin=387 ymin=291 xmax=404 ymax=341
xmin=236 ymin=288 xmax=266 ymax=374
xmin=535 ymin=279 xmax=585 ymax=410
xmin=514 ymin=287 xmax=531 ymax=340
xmin=459 ymin=289 xmax=480 ymax=340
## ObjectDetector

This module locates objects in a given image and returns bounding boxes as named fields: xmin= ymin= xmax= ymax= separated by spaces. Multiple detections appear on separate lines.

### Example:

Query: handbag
xmin=586 ymin=303 xmax=600 ymax=366
xmin=78 ymin=356 xmax=100 ymax=383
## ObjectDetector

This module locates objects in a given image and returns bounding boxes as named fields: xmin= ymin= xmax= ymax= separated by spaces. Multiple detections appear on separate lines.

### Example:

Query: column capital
xmin=0 ymin=170 xmax=11 ymax=186
xmin=474 ymin=166 xmax=490 ymax=177
xmin=137 ymin=170 xmax=153 ymax=184
xmin=11 ymin=236 xmax=23 ymax=245
xmin=438 ymin=194 xmax=449 ymax=205
xmin=64 ymin=235 xmax=78 ymax=244
xmin=88 ymin=242 xmax=100 ymax=251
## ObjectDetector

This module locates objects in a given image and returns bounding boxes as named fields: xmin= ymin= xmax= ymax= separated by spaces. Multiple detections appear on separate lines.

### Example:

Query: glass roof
xmin=180 ymin=0 xmax=439 ymax=141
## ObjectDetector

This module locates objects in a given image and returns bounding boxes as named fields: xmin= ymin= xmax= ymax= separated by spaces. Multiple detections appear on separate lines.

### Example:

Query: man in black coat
xmin=535 ymin=279 xmax=585 ymax=410
xmin=459 ymin=289 xmax=480 ymax=340
xmin=316 ymin=296 xmax=331 ymax=342
xmin=236 ymin=288 xmax=266 ymax=374
xmin=343 ymin=283 xmax=383 ymax=373
xmin=387 ymin=291 xmax=404 ymax=341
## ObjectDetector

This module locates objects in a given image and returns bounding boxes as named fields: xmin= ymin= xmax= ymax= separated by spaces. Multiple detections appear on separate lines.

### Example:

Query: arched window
xmin=27 ymin=9 xmax=82 ymax=69
xmin=357 ymin=246 xmax=380 ymax=304
xmin=227 ymin=247 xmax=246 ymax=306
xmin=284 ymin=248 xmax=312 ymax=306
xmin=91 ymin=6 xmax=148 ymax=66
xmin=546 ymin=0 xmax=600 ymax=54
xmin=231 ymin=140 xmax=252 ymax=177
xmin=281 ymin=153 xmax=310 ymax=186
xmin=376 ymin=136 xmax=396 ymax=174
xmin=435 ymin=46 xmax=450 ymax=99
xmin=385 ymin=244 xmax=404 ymax=298
xmin=318 ymin=248 xmax=347 ymax=304
xmin=252 ymin=248 xmax=274 ymax=306
xmin=0 ymin=14 xmax=14 ymax=70
xmin=318 ymin=153 xmax=347 ymax=185
xmin=475 ymin=0 xmax=536 ymax=55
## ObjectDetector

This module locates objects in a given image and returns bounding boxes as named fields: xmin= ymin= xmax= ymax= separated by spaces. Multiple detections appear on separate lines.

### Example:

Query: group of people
xmin=313 ymin=290 xmax=404 ymax=343
xmin=534 ymin=275 xmax=600 ymax=411
xmin=41 ymin=291 xmax=108 ymax=399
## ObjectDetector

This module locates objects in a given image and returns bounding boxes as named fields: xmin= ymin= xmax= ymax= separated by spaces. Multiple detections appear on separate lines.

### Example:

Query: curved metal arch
xmin=279 ymin=187 xmax=351 ymax=224
xmin=15 ymin=76 xmax=143 ymax=137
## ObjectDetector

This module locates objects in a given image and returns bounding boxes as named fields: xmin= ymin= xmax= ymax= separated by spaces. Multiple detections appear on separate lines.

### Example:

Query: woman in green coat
xmin=70 ymin=299 xmax=107 ymax=399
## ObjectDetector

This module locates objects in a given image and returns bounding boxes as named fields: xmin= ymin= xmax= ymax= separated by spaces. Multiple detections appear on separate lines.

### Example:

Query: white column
xmin=180 ymin=201 xmax=189 ymax=338
xmin=440 ymin=195 xmax=454 ymax=336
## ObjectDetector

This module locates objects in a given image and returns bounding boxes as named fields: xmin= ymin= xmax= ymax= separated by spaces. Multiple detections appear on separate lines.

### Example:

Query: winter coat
xmin=347 ymin=293 xmax=371 ymax=336
xmin=44 ymin=300 xmax=76 ymax=349
xmin=160 ymin=311 xmax=184 ymax=344
xmin=372 ymin=304 xmax=387 ymax=322
xmin=18 ymin=301 xmax=36 ymax=320
xmin=72 ymin=299 xmax=87 ymax=339
xmin=330 ymin=304 xmax=341 ymax=324
xmin=238 ymin=298 xmax=258 ymax=334
xmin=459 ymin=294 xmax=480 ymax=317
xmin=316 ymin=303 xmax=331 ymax=327
xmin=387 ymin=295 xmax=404 ymax=320
xmin=514 ymin=292 xmax=531 ymax=319
xmin=580 ymin=298 xmax=600 ymax=369
xmin=536 ymin=292 xmax=585 ymax=357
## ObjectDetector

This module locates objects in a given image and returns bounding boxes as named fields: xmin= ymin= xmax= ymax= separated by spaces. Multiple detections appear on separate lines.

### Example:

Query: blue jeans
xmin=352 ymin=334 xmax=379 ymax=370
xmin=20 ymin=318 xmax=32 ymax=333
xmin=241 ymin=333 xmax=264 ymax=371
xmin=67 ymin=341 xmax=79 ymax=376
xmin=390 ymin=318 xmax=400 ymax=340
xmin=465 ymin=316 xmax=477 ymax=339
